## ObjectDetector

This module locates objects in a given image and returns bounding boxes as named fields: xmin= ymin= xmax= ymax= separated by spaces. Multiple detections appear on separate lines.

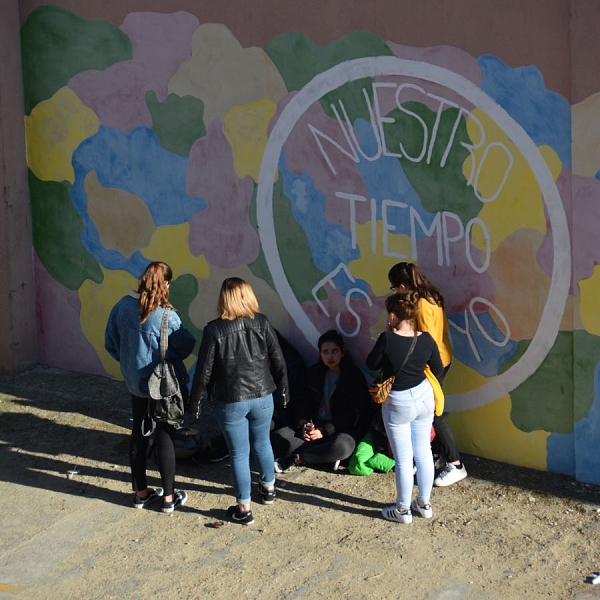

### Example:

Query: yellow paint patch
xmin=141 ymin=224 xmax=210 ymax=280
xmin=189 ymin=264 xmax=289 ymax=336
xmin=168 ymin=23 xmax=287 ymax=125
xmin=463 ymin=110 xmax=562 ymax=252
xmin=442 ymin=359 xmax=487 ymax=396
xmin=85 ymin=172 xmax=156 ymax=259
xmin=579 ymin=265 xmax=600 ymax=336
xmin=25 ymin=87 xmax=99 ymax=183
xmin=446 ymin=394 xmax=549 ymax=470
xmin=223 ymin=99 xmax=277 ymax=182
xmin=572 ymin=93 xmax=600 ymax=177
xmin=349 ymin=220 xmax=411 ymax=296
xmin=79 ymin=268 xmax=138 ymax=378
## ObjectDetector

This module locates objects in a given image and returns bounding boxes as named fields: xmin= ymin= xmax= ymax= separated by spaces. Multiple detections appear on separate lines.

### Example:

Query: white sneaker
xmin=434 ymin=463 xmax=467 ymax=487
xmin=333 ymin=459 xmax=341 ymax=471
xmin=382 ymin=505 xmax=412 ymax=524
xmin=410 ymin=499 xmax=433 ymax=519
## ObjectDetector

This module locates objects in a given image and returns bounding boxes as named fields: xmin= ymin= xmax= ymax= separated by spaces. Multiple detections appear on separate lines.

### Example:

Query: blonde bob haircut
xmin=217 ymin=277 xmax=259 ymax=320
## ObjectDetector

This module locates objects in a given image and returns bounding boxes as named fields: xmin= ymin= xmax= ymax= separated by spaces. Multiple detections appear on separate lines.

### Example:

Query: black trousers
xmin=271 ymin=426 xmax=356 ymax=464
xmin=431 ymin=365 xmax=461 ymax=463
xmin=130 ymin=395 xmax=177 ymax=496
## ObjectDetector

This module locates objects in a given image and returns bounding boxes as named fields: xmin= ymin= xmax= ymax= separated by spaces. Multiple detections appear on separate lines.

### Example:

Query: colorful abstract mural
xmin=22 ymin=5 xmax=600 ymax=484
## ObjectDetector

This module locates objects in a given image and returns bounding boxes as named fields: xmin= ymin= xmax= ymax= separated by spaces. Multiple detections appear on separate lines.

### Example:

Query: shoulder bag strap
xmin=397 ymin=332 xmax=418 ymax=373
xmin=159 ymin=307 xmax=170 ymax=361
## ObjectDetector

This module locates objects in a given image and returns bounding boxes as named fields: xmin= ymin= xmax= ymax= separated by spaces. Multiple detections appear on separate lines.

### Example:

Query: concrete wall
xmin=0 ymin=0 xmax=37 ymax=374
xmin=4 ymin=0 xmax=600 ymax=483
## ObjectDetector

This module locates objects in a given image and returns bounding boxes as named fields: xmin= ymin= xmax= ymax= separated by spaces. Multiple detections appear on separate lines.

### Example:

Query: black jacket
xmin=189 ymin=313 xmax=288 ymax=415
xmin=295 ymin=358 xmax=373 ymax=442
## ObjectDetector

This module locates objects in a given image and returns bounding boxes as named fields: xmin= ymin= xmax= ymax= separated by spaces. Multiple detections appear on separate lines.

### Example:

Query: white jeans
xmin=383 ymin=379 xmax=435 ymax=509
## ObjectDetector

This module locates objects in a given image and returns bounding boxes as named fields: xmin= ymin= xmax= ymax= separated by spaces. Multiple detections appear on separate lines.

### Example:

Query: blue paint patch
xmin=353 ymin=118 xmax=431 ymax=237
xmin=572 ymin=362 xmax=600 ymax=484
xmin=278 ymin=153 xmax=369 ymax=297
xmin=448 ymin=310 xmax=518 ymax=377
xmin=546 ymin=432 xmax=575 ymax=476
xmin=71 ymin=125 xmax=206 ymax=274
xmin=478 ymin=55 xmax=571 ymax=168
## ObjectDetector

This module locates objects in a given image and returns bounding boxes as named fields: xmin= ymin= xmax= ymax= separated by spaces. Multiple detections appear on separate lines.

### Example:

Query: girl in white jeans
xmin=366 ymin=292 xmax=444 ymax=524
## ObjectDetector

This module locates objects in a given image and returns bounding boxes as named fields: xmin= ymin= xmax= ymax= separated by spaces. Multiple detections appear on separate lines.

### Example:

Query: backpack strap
xmin=159 ymin=307 xmax=170 ymax=361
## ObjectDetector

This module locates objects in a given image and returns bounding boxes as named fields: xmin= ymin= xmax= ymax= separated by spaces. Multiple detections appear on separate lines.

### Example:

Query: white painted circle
xmin=256 ymin=56 xmax=570 ymax=411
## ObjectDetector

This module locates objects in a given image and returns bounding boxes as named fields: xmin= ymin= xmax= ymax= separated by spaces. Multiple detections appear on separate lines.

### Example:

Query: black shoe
xmin=208 ymin=448 xmax=230 ymax=462
xmin=258 ymin=483 xmax=276 ymax=505
xmin=162 ymin=491 xmax=187 ymax=513
xmin=274 ymin=453 xmax=297 ymax=473
xmin=227 ymin=505 xmax=254 ymax=525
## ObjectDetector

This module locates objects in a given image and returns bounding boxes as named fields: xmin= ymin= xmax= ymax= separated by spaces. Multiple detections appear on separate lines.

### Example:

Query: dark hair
xmin=387 ymin=262 xmax=446 ymax=310
xmin=317 ymin=329 xmax=345 ymax=351
xmin=138 ymin=261 xmax=174 ymax=323
xmin=386 ymin=292 xmax=420 ymax=324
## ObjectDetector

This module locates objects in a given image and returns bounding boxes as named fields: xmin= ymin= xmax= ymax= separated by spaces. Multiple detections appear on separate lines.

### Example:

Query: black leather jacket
xmin=189 ymin=313 xmax=288 ymax=415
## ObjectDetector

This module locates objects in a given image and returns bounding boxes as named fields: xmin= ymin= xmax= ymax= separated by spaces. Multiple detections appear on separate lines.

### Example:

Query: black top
xmin=366 ymin=331 xmax=444 ymax=391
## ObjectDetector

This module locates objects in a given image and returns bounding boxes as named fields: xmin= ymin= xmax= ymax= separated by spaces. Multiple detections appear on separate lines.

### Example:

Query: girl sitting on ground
xmin=272 ymin=330 xmax=372 ymax=472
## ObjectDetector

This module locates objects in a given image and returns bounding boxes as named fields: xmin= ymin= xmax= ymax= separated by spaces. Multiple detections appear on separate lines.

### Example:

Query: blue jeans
xmin=214 ymin=395 xmax=275 ymax=504
xmin=382 ymin=379 xmax=434 ymax=510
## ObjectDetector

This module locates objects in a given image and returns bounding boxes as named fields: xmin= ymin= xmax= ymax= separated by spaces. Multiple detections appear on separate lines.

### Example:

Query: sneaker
xmin=434 ymin=463 xmax=467 ymax=487
xmin=411 ymin=499 xmax=433 ymax=519
xmin=333 ymin=459 xmax=341 ymax=471
xmin=162 ymin=491 xmax=188 ymax=513
xmin=208 ymin=448 xmax=230 ymax=462
xmin=227 ymin=505 xmax=255 ymax=525
xmin=133 ymin=487 xmax=163 ymax=509
xmin=258 ymin=483 xmax=276 ymax=505
xmin=382 ymin=505 xmax=412 ymax=524
xmin=274 ymin=453 xmax=297 ymax=473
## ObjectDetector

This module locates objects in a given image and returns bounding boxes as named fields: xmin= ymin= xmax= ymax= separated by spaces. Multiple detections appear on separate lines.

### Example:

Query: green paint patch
xmin=265 ymin=31 xmax=394 ymax=122
xmin=500 ymin=331 xmax=575 ymax=434
xmin=29 ymin=171 xmax=103 ymax=290
xmin=169 ymin=273 xmax=203 ymax=347
xmin=21 ymin=5 xmax=132 ymax=114
xmin=248 ymin=185 xmax=276 ymax=290
xmin=383 ymin=102 xmax=483 ymax=225
xmin=146 ymin=92 xmax=206 ymax=157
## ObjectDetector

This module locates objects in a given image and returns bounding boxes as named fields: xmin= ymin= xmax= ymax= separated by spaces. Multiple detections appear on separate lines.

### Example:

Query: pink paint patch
xmin=379 ymin=43 xmax=482 ymax=114
xmin=69 ymin=12 xmax=199 ymax=132
xmin=274 ymin=92 xmax=372 ymax=229
xmin=414 ymin=235 xmax=496 ymax=314
xmin=34 ymin=256 xmax=109 ymax=376
xmin=300 ymin=289 xmax=386 ymax=367
xmin=186 ymin=121 xmax=258 ymax=268
xmin=537 ymin=169 xmax=600 ymax=296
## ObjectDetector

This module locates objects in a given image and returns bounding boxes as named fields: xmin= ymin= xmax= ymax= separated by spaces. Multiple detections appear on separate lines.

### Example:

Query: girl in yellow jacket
xmin=388 ymin=262 xmax=467 ymax=487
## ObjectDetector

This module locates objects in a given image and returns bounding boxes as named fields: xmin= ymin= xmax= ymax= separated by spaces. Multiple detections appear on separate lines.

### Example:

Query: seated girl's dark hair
xmin=317 ymin=329 xmax=345 ymax=351
xmin=386 ymin=291 xmax=420 ymax=323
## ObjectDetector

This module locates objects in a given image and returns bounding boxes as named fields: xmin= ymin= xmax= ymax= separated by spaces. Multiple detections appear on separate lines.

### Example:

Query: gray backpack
xmin=142 ymin=308 xmax=188 ymax=435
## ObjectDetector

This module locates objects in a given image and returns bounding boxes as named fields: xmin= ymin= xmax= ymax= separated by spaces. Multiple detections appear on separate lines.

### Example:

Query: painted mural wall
xmin=21 ymin=5 xmax=600 ymax=484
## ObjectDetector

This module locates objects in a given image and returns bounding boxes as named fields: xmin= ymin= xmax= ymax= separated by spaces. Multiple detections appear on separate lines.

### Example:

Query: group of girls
xmin=105 ymin=260 xmax=465 ymax=525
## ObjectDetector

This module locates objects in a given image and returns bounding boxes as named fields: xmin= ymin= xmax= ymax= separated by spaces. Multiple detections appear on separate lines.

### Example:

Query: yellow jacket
xmin=416 ymin=297 xmax=453 ymax=368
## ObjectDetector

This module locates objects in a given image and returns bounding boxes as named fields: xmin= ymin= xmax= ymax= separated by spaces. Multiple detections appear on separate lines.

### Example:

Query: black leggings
xmin=130 ymin=395 xmax=177 ymax=496
xmin=431 ymin=365 xmax=461 ymax=463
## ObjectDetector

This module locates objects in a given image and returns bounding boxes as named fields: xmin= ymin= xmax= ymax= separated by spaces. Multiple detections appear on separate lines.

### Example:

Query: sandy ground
xmin=1 ymin=366 xmax=600 ymax=600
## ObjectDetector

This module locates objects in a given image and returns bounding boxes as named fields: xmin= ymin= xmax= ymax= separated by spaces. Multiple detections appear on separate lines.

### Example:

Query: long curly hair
xmin=387 ymin=262 xmax=446 ymax=310
xmin=138 ymin=261 xmax=174 ymax=323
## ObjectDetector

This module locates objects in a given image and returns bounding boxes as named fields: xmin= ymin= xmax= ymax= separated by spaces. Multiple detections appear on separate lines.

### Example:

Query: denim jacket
xmin=105 ymin=292 xmax=196 ymax=397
